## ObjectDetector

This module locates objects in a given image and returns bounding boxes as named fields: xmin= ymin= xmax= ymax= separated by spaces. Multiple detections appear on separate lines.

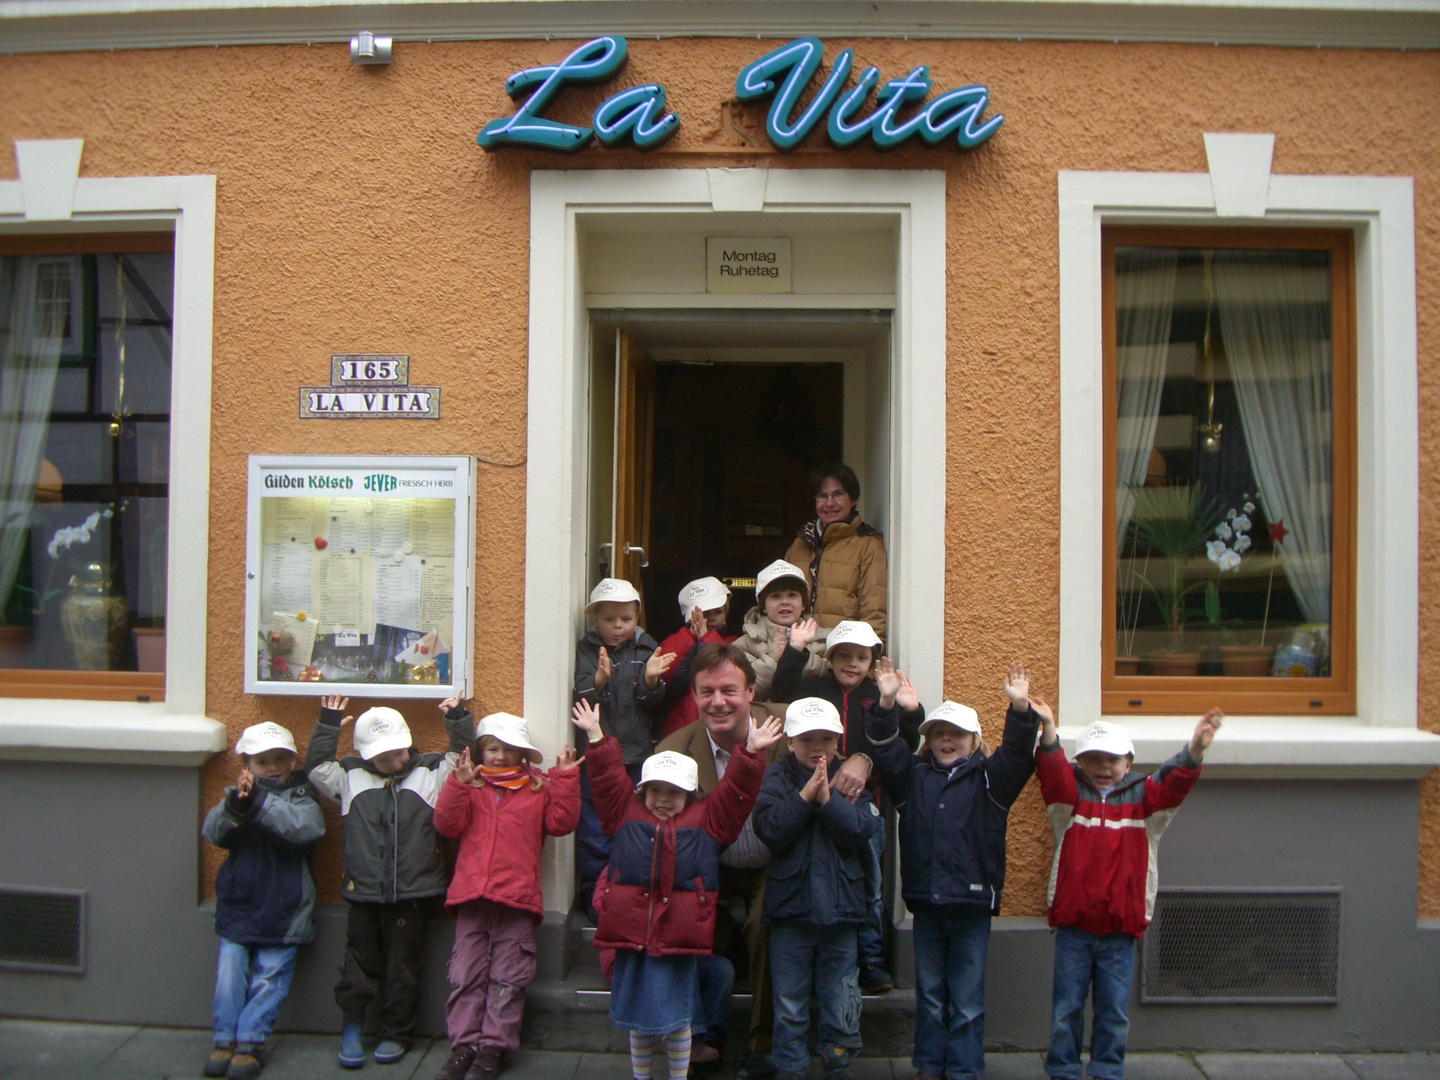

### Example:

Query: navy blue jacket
xmin=203 ymin=773 xmax=325 ymax=945
xmin=752 ymin=753 xmax=881 ymax=926
xmin=770 ymin=644 xmax=924 ymax=757
xmin=866 ymin=702 xmax=1038 ymax=914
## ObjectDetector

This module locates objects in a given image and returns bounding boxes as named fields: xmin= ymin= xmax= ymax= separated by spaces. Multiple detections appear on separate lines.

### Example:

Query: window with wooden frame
xmin=0 ymin=233 xmax=174 ymax=702
xmin=1103 ymin=226 xmax=1355 ymax=716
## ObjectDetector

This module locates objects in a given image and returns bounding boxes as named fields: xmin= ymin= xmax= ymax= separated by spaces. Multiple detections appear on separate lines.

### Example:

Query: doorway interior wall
xmin=525 ymin=168 xmax=947 ymax=908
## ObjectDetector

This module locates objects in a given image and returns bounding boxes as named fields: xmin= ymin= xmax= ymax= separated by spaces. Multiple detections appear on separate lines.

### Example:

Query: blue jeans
xmin=769 ymin=920 xmax=861 ymax=1074
xmin=857 ymin=818 xmax=886 ymax=970
xmin=694 ymin=955 xmax=735 ymax=1042
xmin=212 ymin=939 xmax=299 ymax=1047
xmin=1046 ymin=927 xmax=1136 ymax=1080
xmin=911 ymin=904 xmax=990 ymax=1080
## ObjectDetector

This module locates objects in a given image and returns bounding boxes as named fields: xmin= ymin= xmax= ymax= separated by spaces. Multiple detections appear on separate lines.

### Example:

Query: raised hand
xmin=570 ymin=700 xmax=603 ymax=741
xmin=321 ymin=693 xmax=350 ymax=713
xmin=896 ymin=671 xmax=920 ymax=712
xmin=746 ymin=715 xmax=784 ymax=754
xmin=831 ymin=755 xmax=871 ymax=803
xmin=688 ymin=605 xmax=708 ymax=639
xmin=1190 ymin=708 xmax=1223 ymax=760
xmin=1032 ymin=695 xmax=1058 ymax=746
xmin=438 ymin=696 xmax=460 ymax=716
xmin=236 ymin=768 xmax=254 ymax=800
xmin=1004 ymin=662 xmax=1032 ymax=709
xmin=874 ymin=656 xmax=901 ymax=706
xmin=800 ymin=756 xmax=829 ymax=805
xmin=645 ymin=649 xmax=676 ymax=687
xmin=770 ymin=625 xmax=790 ymax=661
xmin=454 ymin=747 xmax=476 ymax=785
xmin=594 ymin=647 xmax=612 ymax=692
xmin=556 ymin=747 xmax=579 ymax=770
xmin=788 ymin=617 xmax=818 ymax=651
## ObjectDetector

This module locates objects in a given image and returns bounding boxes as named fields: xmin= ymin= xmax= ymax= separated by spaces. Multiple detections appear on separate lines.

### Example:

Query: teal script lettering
xmin=477 ymin=36 xmax=679 ymax=152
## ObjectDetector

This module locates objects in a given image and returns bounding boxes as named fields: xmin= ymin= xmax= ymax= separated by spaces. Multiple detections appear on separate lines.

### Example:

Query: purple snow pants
xmin=445 ymin=898 xmax=540 ymax=1053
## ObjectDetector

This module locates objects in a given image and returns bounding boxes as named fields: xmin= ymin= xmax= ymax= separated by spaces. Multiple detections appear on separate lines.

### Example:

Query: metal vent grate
xmin=0 ymin=887 xmax=85 ymax=973
xmin=1141 ymin=888 xmax=1340 ymax=1004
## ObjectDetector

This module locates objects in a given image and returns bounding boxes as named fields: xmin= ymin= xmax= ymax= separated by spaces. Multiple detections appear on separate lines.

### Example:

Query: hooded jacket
xmin=588 ymin=733 xmax=764 ymax=956
xmin=433 ymin=763 xmax=582 ymax=916
xmin=203 ymin=771 xmax=325 ymax=945
xmin=574 ymin=626 xmax=665 ymax=765
xmin=753 ymin=753 xmax=880 ymax=925
xmin=305 ymin=703 xmax=475 ymax=904
xmin=784 ymin=512 xmax=888 ymax=640
xmin=1036 ymin=739 xmax=1201 ymax=938
xmin=732 ymin=606 xmax=827 ymax=703
xmin=865 ymin=701 xmax=1038 ymax=914
xmin=770 ymin=644 xmax=923 ymax=756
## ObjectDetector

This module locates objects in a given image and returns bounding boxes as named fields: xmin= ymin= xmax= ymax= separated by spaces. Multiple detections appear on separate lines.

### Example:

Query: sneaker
xmin=203 ymin=1046 xmax=234 ymax=1078
xmin=819 ymin=1043 xmax=854 ymax=1079
xmin=373 ymin=1040 xmax=408 ymax=1065
xmin=735 ymin=1051 xmax=777 ymax=1080
xmin=859 ymin=963 xmax=894 ymax=994
xmin=462 ymin=1048 xmax=503 ymax=1080
xmin=338 ymin=1023 xmax=366 ymax=1070
xmin=226 ymin=1045 xmax=263 ymax=1080
xmin=436 ymin=1044 xmax=478 ymax=1080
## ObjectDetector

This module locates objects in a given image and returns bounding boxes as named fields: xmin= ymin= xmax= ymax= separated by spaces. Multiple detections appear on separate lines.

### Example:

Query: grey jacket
xmin=305 ymin=705 xmax=474 ymax=904
xmin=574 ymin=627 xmax=665 ymax=765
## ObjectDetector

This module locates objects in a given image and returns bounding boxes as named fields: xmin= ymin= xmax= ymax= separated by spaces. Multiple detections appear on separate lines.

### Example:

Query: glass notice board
xmin=244 ymin=456 xmax=475 ymax=698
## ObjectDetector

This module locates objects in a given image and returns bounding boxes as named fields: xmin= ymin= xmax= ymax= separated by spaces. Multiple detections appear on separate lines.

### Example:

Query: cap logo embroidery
xmin=369 ymin=717 xmax=393 ymax=735
xmin=800 ymin=701 xmax=827 ymax=717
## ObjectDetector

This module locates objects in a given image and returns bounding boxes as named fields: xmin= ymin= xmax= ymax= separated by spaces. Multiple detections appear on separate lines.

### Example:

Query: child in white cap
xmin=863 ymin=662 xmax=1043 ymax=1080
xmin=201 ymin=722 xmax=324 ymax=1080
xmin=732 ymin=559 xmax=827 ymax=702
xmin=304 ymin=695 xmax=477 ymax=1069
xmin=1036 ymin=707 xmax=1222 ymax=1080
xmin=654 ymin=576 xmax=737 ymax=739
xmin=573 ymin=578 xmax=676 ymax=916
xmin=430 ymin=713 xmax=582 ymax=1080
xmin=771 ymin=618 xmax=925 ymax=994
xmin=570 ymin=698 xmax=782 ymax=1080
xmin=751 ymin=698 xmax=883 ymax=1080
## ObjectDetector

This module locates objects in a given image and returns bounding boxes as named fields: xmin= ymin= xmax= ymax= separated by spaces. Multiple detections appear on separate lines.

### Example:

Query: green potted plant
xmin=1129 ymin=485 xmax=1222 ymax=676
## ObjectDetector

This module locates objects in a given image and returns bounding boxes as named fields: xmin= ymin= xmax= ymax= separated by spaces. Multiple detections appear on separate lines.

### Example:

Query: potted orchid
xmin=1206 ymin=496 xmax=1275 ymax=676
xmin=1128 ymin=485 xmax=1222 ymax=675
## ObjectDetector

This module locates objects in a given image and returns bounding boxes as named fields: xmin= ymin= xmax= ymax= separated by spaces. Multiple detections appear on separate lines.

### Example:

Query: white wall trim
xmin=1057 ymin=165 xmax=1428 ymax=756
xmin=0 ymin=159 xmax=225 ymax=760
xmin=525 ymin=166 xmax=946 ymax=907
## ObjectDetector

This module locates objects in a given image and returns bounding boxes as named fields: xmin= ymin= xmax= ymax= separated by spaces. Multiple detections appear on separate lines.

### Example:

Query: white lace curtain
xmin=1213 ymin=252 xmax=1333 ymax=625
xmin=1114 ymin=248 xmax=1178 ymax=551
xmin=0 ymin=257 xmax=65 ymax=614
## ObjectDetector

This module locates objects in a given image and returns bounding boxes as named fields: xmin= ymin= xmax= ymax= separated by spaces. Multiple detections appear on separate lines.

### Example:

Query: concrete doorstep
xmin=1 ymin=1021 xmax=1438 ymax=1080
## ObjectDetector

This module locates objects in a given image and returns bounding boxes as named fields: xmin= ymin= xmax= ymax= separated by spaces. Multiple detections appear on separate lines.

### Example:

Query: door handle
xmin=623 ymin=543 xmax=649 ymax=568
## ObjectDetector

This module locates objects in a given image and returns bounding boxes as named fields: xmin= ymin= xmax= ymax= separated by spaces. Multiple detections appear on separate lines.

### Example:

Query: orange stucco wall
xmin=1 ymin=36 xmax=1436 ymax=913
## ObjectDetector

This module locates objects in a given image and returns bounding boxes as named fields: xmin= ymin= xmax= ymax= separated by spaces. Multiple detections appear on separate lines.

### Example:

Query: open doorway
xmin=587 ymin=310 xmax=892 ymax=641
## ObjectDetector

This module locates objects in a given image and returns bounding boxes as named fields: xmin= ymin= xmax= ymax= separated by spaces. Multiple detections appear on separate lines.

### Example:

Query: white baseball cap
xmin=635 ymin=750 xmax=699 ymax=794
xmin=755 ymin=559 xmax=810 ymax=604
xmin=824 ymin=620 xmax=882 ymax=656
xmin=784 ymin=697 xmax=844 ymax=738
xmin=585 ymin=577 xmax=642 ymax=614
xmin=919 ymin=701 xmax=982 ymax=738
xmin=235 ymin=722 xmax=298 ymax=757
xmin=353 ymin=707 xmax=413 ymax=760
xmin=1076 ymin=721 xmax=1135 ymax=759
xmin=678 ymin=576 xmax=730 ymax=619
xmin=476 ymin=712 xmax=543 ymax=764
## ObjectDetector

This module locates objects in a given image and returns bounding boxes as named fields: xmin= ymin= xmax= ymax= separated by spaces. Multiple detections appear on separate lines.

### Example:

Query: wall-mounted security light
xmin=350 ymin=31 xmax=392 ymax=65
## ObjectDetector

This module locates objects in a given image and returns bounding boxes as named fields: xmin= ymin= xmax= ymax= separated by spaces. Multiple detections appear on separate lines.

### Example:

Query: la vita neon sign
xmin=477 ymin=36 xmax=1003 ymax=154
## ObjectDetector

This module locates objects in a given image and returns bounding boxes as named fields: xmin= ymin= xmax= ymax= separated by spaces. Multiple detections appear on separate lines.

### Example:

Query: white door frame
xmin=523 ymin=167 xmax=946 ymax=907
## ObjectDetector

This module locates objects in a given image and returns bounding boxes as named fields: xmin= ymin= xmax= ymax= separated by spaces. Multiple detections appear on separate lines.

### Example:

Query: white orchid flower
xmin=1244 ymin=501 xmax=1256 ymax=514
xmin=1216 ymin=522 xmax=1233 ymax=541
xmin=1234 ymin=534 xmax=1252 ymax=553
xmin=1226 ymin=508 xmax=1237 ymax=520
xmin=1217 ymin=550 xmax=1242 ymax=572
xmin=1206 ymin=540 xmax=1227 ymax=563
xmin=1233 ymin=514 xmax=1252 ymax=533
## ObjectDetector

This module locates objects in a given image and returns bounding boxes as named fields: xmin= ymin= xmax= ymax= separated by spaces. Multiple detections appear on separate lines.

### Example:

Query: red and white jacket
xmin=1036 ymin=740 xmax=1201 ymax=939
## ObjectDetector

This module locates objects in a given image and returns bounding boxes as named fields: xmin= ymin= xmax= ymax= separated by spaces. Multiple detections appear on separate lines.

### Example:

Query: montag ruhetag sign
xmin=706 ymin=237 xmax=792 ymax=294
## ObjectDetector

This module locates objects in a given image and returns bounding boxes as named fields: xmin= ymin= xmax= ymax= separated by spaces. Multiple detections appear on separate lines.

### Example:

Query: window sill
xmin=0 ymin=698 xmax=228 ymax=765
xmin=1062 ymin=715 xmax=1440 ymax=779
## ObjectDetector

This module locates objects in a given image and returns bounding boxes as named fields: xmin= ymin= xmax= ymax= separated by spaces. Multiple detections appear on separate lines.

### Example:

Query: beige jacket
xmin=784 ymin=513 xmax=888 ymax=640
xmin=734 ymin=606 xmax=828 ymax=701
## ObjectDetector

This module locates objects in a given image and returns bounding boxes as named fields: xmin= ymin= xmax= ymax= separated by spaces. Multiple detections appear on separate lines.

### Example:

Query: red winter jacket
xmin=432 ymin=765 xmax=581 ymax=916
xmin=655 ymin=626 xmax=737 ymax=739
xmin=1036 ymin=740 xmax=1201 ymax=939
xmin=587 ymin=734 xmax=763 ymax=957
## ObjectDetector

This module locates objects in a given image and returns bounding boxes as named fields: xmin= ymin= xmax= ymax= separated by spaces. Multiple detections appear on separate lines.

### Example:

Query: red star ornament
xmin=1269 ymin=519 xmax=1290 ymax=545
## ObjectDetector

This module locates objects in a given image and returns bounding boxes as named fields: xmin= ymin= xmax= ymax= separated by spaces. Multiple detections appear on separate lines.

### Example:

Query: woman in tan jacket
xmin=784 ymin=463 xmax=888 ymax=642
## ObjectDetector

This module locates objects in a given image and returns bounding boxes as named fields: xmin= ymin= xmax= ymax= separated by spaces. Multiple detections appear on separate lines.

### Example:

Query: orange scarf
xmin=477 ymin=764 xmax=531 ymax=790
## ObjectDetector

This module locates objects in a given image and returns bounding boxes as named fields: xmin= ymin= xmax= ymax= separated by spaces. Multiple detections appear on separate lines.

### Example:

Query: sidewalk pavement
xmin=1 ymin=1021 xmax=1437 ymax=1080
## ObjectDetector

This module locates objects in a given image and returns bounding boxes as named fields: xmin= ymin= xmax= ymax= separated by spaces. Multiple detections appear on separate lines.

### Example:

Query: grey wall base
xmin=3 ymin=763 xmax=1439 ymax=1051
